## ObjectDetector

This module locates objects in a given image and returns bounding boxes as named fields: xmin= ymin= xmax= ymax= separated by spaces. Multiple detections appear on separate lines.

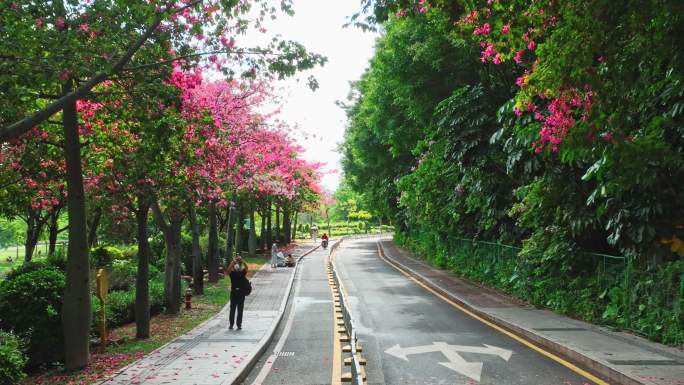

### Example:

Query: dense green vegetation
xmin=343 ymin=2 xmax=684 ymax=345
xmin=0 ymin=330 xmax=26 ymax=385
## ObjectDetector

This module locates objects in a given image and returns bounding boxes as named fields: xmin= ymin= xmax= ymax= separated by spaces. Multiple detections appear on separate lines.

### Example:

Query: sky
xmin=243 ymin=0 xmax=378 ymax=192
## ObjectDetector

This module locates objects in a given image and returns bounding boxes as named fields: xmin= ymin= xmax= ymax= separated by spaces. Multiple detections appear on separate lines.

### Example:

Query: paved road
xmin=242 ymin=246 xmax=334 ymax=385
xmin=335 ymin=238 xmax=596 ymax=385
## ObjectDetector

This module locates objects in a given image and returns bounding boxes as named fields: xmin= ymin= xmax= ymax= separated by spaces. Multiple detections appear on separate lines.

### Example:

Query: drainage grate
xmin=276 ymin=351 xmax=295 ymax=357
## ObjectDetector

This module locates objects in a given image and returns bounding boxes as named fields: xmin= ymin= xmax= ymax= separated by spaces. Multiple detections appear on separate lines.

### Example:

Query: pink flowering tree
xmin=1 ymin=0 xmax=326 ymax=369
xmin=0 ymin=127 xmax=65 ymax=261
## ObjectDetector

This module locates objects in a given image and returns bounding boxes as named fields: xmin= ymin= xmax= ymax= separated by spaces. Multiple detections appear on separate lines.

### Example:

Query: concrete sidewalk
xmin=100 ymin=243 xmax=317 ymax=385
xmin=377 ymin=238 xmax=684 ymax=385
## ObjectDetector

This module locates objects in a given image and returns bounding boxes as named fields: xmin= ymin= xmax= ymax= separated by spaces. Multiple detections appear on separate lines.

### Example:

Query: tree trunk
xmin=61 ymin=94 xmax=91 ymax=370
xmin=24 ymin=208 xmax=41 ymax=262
xmin=207 ymin=200 xmax=219 ymax=283
xmin=87 ymin=206 xmax=102 ymax=249
xmin=265 ymin=201 xmax=272 ymax=247
xmin=153 ymin=203 xmax=183 ymax=315
xmin=166 ymin=216 xmax=183 ymax=314
xmin=248 ymin=205 xmax=257 ymax=257
xmin=275 ymin=204 xmax=281 ymax=243
xmin=260 ymin=204 xmax=267 ymax=251
xmin=189 ymin=204 xmax=204 ymax=295
xmin=48 ymin=209 xmax=59 ymax=257
xmin=283 ymin=205 xmax=291 ymax=244
xmin=292 ymin=211 xmax=299 ymax=241
xmin=225 ymin=205 xmax=234 ymax=264
xmin=234 ymin=203 xmax=243 ymax=255
xmin=134 ymin=200 xmax=151 ymax=339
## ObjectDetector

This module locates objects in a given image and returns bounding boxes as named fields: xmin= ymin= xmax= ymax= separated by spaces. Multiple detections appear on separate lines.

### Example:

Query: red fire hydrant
xmin=185 ymin=288 xmax=193 ymax=309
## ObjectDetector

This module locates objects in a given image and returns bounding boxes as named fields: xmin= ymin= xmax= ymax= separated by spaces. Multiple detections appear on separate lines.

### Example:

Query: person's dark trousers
xmin=229 ymin=292 xmax=245 ymax=328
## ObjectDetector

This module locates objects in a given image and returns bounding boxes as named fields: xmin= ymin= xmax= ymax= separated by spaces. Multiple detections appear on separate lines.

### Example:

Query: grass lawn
xmin=0 ymin=248 xmax=23 ymax=277
xmin=22 ymin=256 xmax=267 ymax=385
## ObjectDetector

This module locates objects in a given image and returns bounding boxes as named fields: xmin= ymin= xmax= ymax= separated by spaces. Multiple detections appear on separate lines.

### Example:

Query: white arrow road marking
xmin=384 ymin=341 xmax=514 ymax=382
xmin=384 ymin=343 xmax=441 ymax=361
xmin=444 ymin=343 xmax=513 ymax=361
xmin=435 ymin=342 xmax=484 ymax=382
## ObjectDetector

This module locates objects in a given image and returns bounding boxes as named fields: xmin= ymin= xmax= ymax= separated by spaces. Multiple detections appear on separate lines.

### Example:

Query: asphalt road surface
xmin=243 ymin=238 xmax=599 ymax=385
xmin=335 ymin=238 xmax=596 ymax=385
xmin=242 ymin=246 xmax=334 ymax=385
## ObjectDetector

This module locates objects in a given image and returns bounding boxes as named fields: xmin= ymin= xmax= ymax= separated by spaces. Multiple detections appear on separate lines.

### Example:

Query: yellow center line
xmin=376 ymin=241 xmax=610 ymax=385
xmin=328 ymin=253 xmax=342 ymax=385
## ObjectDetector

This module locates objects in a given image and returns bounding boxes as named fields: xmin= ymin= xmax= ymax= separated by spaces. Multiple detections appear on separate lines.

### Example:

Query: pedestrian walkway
xmin=377 ymin=238 xmax=684 ymax=385
xmin=100 ymin=243 xmax=317 ymax=385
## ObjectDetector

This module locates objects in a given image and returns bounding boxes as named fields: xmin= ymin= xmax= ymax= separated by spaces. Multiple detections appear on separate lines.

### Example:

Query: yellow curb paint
xmin=328 ymin=254 xmax=342 ymax=385
xmin=376 ymin=242 xmax=610 ymax=385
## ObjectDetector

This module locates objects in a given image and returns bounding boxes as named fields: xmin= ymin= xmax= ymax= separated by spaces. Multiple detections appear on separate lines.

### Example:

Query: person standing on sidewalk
xmin=271 ymin=240 xmax=279 ymax=269
xmin=310 ymin=224 xmax=318 ymax=242
xmin=226 ymin=254 xmax=249 ymax=330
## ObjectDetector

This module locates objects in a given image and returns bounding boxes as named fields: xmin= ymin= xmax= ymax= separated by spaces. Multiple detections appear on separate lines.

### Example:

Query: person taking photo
xmin=225 ymin=254 xmax=249 ymax=330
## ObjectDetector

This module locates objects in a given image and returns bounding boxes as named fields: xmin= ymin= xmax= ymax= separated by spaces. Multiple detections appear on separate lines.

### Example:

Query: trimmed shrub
xmin=90 ymin=245 xmax=125 ymax=268
xmin=0 ymin=267 xmax=65 ymax=367
xmin=4 ymin=261 xmax=50 ymax=281
xmin=121 ymin=245 xmax=138 ymax=260
xmin=108 ymin=260 xmax=162 ymax=292
xmin=92 ymin=279 xmax=166 ymax=330
xmin=45 ymin=247 xmax=67 ymax=271
xmin=0 ymin=330 xmax=27 ymax=385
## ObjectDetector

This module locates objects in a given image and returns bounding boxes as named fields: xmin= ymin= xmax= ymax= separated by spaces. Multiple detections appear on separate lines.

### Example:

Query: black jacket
xmin=229 ymin=269 xmax=248 ymax=294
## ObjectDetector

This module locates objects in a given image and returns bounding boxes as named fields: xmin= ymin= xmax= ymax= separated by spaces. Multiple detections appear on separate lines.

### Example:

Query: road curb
xmin=228 ymin=243 xmax=320 ymax=385
xmin=376 ymin=240 xmax=637 ymax=385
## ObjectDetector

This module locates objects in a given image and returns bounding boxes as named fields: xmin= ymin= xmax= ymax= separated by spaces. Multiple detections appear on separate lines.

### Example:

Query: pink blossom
xmin=493 ymin=53 xmax=502 ymax=65
xmin=473 ymin=23 xmax=492 ymax=36
xmin=515 ymin=75 xmax=527 ymax=87
xmin=58 ymin=69 xmax=72 ymax=81
xmin=527 ymin=40 xmax=537 ymax=50
xmin=480 ymin=43 xmax=496 ymax=62
xmin=55 ymin=16 xmax=66 ymax=30
xmin=35 ymin=17 xmax=45 ymax=29
xmin=514 ymin=50 xmax=524 ymax=63
xmin=501 ymin=24 xmax=510 ymax=34
xmin=79 ymin=23 xmax=89 ymax=33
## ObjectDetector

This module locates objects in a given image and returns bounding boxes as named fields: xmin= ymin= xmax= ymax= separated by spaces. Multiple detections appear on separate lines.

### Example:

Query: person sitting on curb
xmin=285 ymin=253 xmax=296 ymax=267
xmin=271 ymin=240 xmax=279 ymax=269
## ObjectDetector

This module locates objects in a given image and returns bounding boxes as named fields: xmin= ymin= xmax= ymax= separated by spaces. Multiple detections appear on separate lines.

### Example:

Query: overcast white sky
xmin=243 ymin=0 xmax=378 ymax=192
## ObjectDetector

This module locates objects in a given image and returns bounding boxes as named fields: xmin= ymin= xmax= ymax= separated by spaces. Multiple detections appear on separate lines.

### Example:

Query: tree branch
xmin=0 ymin=1 xmax=201 ymax=143
xmin=122 ymin=48 xmax=279 ymax=72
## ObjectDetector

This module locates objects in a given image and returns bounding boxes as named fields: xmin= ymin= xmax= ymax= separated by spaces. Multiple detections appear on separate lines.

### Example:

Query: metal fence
xmin=448 ymin=237 xmax=627 ymax=284
xmin=444 ymin=237 xmax=661 ymax=332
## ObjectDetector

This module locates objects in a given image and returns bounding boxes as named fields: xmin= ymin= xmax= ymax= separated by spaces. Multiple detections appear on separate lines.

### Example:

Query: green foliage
xmin=90 ymin=245 xmax=127 ymax=268
xmin=45 ymin=247 xmax=67 ymax=271
xmin=0 ymin=266 xmax=65 ymax=367
xmin=0 ymin=219 xmax=25 ymax=249
xmin=0 ymin=330 xmax=27 ymax=385
xmin=344 ymin=4 xmax=684 ymax=345
xmin=108 ymin=259 xmax=162 ymax=292
xmin=92 ymin=279 xmax=165 ymax=330
xmin=398 ymin=232 xmax=683 ymax=345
